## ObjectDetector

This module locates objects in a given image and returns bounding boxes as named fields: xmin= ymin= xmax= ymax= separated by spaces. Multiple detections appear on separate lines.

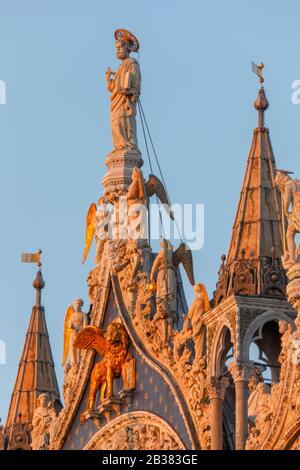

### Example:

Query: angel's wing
xmin=145 ymin=175 xmax=174 ymax=220
xmin=74 ymin=326 xmax=107 ymax=356
xmin=82 ymin=203 xmax=97 ymax=265
xmin=62 ymin=305 xmax=73 ymax=366
xmin=172 ymin=243 xmax=195 ymax=286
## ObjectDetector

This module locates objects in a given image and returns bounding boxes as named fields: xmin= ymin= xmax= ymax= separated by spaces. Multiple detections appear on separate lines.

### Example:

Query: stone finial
xmin=254 ymin=87 xmax=269 ymax=128
xmin=33 ymin=269 xmax=45 ymax=307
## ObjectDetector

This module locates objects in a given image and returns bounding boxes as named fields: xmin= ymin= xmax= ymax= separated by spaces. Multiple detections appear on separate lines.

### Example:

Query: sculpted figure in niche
xmin=31 ymin=394 xmax=56 ymax=450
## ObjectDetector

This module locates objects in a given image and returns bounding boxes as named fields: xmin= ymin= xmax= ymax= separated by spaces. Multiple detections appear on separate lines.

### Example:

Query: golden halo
xmin=114 ymin=29 xmax=140 ymax=52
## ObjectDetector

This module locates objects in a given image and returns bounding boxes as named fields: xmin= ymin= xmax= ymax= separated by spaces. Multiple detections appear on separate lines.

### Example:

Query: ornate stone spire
xmin=214 ymin=81 xmax=286 ymax=305
xmin=5 ymin=264 xmax=61 ymax=450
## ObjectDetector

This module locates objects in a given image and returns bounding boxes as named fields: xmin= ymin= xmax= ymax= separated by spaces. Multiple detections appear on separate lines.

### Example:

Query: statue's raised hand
xmin=105 ymin=67 xmax=113 ymax=82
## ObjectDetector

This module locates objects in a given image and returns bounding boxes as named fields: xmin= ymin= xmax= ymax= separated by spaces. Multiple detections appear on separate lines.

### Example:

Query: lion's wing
xmin=74 ymin=326 xmax=107 ymax=356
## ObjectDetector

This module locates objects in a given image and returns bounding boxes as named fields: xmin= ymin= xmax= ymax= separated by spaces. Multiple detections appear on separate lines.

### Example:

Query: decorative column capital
xmin=208 ymin=376 xmax=230 ymax=400
xmin=229 ymin=361 xmax=254 ymax=383
xmin=286 ymin=274 xmax=300 ymax=321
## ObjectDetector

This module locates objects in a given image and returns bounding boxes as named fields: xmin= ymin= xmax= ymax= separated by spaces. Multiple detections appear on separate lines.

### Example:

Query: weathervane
xmin=251 ymin=62 xmax=264 ymax=86
xmin=21 ymin=250 xmax=44 ymax=306
xmin=21 ymin=249 xmax=42 ymax=267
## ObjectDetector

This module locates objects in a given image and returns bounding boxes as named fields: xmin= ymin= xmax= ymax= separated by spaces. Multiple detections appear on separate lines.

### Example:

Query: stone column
xmin=229 ymin=361 xmax=253 ymax=450
xmin=209 ymin=377 xmax=229 ymax=450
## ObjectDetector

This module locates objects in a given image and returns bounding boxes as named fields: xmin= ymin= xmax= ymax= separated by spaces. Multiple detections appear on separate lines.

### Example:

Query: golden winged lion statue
xmin=74 ymin=320 xmax=130 ymax=415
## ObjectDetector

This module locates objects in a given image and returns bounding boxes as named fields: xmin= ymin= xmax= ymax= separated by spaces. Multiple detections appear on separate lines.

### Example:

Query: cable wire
xmin=138 ymin=100 xmax=165 ymax=240
xmin=139 ymin=100 xmax=183 ymax=242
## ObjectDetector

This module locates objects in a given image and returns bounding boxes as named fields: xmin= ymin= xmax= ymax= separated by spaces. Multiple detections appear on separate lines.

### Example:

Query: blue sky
xmin=0 ymin=0 xmax=300 ymax=421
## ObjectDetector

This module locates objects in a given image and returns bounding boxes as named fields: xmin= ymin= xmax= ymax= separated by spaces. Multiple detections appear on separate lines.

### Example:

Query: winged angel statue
xmin=62 ymin=299 xmax=88 ymax=367
xmin=82 ymin=167 xmax=174 ymax=265
xmin=73 ymin=320 xmax=130 ymax=415
xmin=150 ymin=240 xmax=195 ymax=316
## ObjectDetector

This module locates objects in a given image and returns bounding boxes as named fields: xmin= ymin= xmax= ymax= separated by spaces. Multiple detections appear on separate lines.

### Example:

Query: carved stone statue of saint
xmin=106 ymin=29 xmax=141 ymax=154
xmin=275 ymin=170 xmax=300 ymax=264
xmin=150 ymin=240 xmax=177 ymax=316
xmin=187 ymin=283 xmax=210 ymax=363
xmin=31 ymin=394 xmax=56 ymax=450
xmin=62 ymin=298 xmax=88 ymax=367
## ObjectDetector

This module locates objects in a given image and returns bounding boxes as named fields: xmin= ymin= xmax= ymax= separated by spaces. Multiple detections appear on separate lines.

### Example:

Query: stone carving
xmin=231 ymin=249 xmax=256 ymax=295
xmin=197 ymin=404 xmax=212 ymax=450
xmin=31 ymin=394 xmax=57 ymax=450
xmin=187 ymin=359 xmax=208 ymax=415
xmin=248 ymin=370 xmax=270 ymax=424
xmin=5 ymin=415 xmax=31 ymax=451
xmin=87 ymin=268 xmax=100 ymax=304
xmin=126 ymin=167 xmax=174 ymax=239
xmin=150 ymin=241 xmax=176 ymax=318
xmin=187 ymin=283 xmax=210 ymax=364
xmin=278 ymin=320 xmax=293 ymax=366
xmin=62 ymin=298 xmax=89 ymax=367
xmin=116 ymin=240 xmax=143 ymax=291
xmin=74 ymin=320 xmax=131 ymax=414
xmin=133 ymin=424 xmax=181 ymax=450
xmin=106 ymin=29 xmax=141 ymax=154
xmin=229 ymin=362 xmax=253 ymax=383
xmin=262 ymin=247 xmax=287 ymax=297
xmin=62 ymin=362 xmax=79 ymax=406
xmin=246 ymin=383 xmax=275 ymax=450
xmin=150 ymin=241 xmax=195 ymax=322
xmin=84 ymin=412 xmax=185 ymax=450
xmin=133 ymin=272 xmax=152 ymax=326
xmin=173 ymin=315 xmax=192 ymax=363
xmin=276 ymin=170 xmax=300 ymax=266
xmin=111 ymin=239 xmax=149 ymax=314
